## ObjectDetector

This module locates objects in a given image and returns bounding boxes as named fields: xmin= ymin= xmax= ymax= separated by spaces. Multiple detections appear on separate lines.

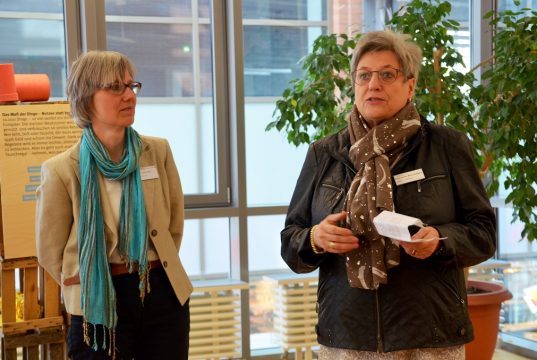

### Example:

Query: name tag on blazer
xmin=141 ymin=165 xmax=159 ymax=180
xmin=393 ymin=169 xmax=425 ymax=186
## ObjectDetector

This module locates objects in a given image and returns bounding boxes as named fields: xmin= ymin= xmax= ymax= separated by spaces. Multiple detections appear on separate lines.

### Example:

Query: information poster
xmin=0 ymin=102 xmax=81 ymax=259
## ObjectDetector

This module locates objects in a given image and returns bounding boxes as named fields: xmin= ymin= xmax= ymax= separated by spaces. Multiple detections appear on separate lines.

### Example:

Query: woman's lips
xmin=366 ymin=97 xmax=385 ymax=104
xmin=120 ymin=106 xmax=135 ymax=113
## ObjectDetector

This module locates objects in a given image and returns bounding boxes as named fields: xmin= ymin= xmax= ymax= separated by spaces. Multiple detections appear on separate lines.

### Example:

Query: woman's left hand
xmin=397 ymin=226 xmax=441 ymax=259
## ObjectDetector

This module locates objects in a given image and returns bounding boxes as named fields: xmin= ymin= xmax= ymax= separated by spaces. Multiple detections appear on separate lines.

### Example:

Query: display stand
xmin=0 ymin=258 xmax=65 ymax=359
xmin=0 ymin=191 xmax=66 ymax=360
xmin=0 ymin=102 xmax=79 ymax=359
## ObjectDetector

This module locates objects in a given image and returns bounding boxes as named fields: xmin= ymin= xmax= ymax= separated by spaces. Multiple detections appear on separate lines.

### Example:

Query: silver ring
xmin=411 ymin=250 xmax=417 ymax=256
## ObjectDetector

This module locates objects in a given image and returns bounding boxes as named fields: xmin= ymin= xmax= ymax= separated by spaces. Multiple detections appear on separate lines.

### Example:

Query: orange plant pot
xmin=466 ymin=280 xmax=512 ymax=360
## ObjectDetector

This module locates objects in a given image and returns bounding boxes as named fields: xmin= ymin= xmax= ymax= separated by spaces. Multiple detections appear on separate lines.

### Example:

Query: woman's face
xmin=91 ymin=71 xmax=137 ymax=133
xmin=353 ymin=50 xmax=415 ymax=128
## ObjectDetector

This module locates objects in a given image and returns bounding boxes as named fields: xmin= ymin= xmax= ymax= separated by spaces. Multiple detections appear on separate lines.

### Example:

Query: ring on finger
xmin=330 ymin=242 xmax=335 ymax=249
xmin=411 ymin=249 xmax=417 ymax=256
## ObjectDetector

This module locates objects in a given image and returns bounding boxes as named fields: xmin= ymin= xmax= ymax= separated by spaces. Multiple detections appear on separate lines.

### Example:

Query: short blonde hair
xmin=350 ymin=30 xmax=422 ymax=87
xmin=66 ymin=50 xmax=136 ymax=128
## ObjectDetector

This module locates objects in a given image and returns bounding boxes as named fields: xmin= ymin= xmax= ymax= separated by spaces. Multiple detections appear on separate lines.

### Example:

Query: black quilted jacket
xmin=281 ymin=118 xmax=496 ymax=352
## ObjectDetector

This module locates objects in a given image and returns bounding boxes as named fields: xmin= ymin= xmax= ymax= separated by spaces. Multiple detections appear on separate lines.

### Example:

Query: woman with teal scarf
xmin=36 ymin=51 xmax=192 ymax=359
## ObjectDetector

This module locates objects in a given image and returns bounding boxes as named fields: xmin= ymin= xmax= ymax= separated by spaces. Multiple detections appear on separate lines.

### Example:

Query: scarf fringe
xmin=83 ymin=320 xmax=116 ymax=359
xmin=138 ymin=262 xmax=151 ymax=303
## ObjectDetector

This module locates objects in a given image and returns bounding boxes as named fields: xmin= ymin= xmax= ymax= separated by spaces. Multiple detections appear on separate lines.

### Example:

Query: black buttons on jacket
xmin=151 ymin=229 xmax=158 ymax=237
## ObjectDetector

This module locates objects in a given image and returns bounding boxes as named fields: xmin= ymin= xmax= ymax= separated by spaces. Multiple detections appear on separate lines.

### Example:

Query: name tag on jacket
xmin=141 ymin=165 xmax=159 ymax=180
xmin=393 ymin=169 xmax=425 ymax=186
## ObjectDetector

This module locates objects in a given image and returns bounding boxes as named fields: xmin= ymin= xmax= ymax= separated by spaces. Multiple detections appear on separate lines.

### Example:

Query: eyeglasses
xmin=354 ymin=68 xmax=402 ymax=85
xmin=101 ymin=81 xmax=142 ymax=95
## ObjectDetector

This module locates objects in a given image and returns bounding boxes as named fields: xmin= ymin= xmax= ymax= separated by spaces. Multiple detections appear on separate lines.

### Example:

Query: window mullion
xmin=79 ymin=0 xmax=107 ymax=51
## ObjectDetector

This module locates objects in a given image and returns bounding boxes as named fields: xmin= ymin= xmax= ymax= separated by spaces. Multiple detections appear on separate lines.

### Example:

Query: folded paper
xmin=373 ymin=210 xmax=424 ymax=241
xmin=373 ymin=210 xmax=446 ymax=243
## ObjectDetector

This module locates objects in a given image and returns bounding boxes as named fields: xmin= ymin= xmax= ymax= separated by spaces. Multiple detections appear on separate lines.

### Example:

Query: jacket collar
xmin=321 ymin=116 xmax=430 ymax=174
xmin=398 ymin=115 xmax=428 ymax=159
xmin=322 ymin=127 xmax=355 ymax=173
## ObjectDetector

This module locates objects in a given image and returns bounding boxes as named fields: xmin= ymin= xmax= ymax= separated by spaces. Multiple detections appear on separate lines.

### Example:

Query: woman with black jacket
xmin=281 ymin=30 xmax=496 ymax=359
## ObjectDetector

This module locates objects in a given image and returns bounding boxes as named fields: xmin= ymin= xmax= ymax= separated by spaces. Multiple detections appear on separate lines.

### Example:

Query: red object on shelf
xmin=0 ymin=63 xmax=19 ymax=102
xmin=14 ymin=74 xmax=51 ymax=102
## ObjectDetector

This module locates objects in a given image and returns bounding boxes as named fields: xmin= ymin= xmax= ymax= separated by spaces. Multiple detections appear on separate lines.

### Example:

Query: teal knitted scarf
xmin=78 ymin=126 xmax=148 ymax=351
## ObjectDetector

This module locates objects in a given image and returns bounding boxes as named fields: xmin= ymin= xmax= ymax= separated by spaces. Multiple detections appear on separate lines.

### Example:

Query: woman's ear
xmin=407 ymin=77 xmax=416 ymax=102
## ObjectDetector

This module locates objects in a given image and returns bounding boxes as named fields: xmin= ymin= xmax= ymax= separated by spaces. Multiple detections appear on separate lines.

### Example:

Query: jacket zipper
xmin=416 ymin=175 xmax=447 ymax=192
xmin=375 ymin=289 xmax=383 ymax=352
xmin=321 ymin=183 xmax=345 ymax=201
xmin=438 ymin=277 xmax=466 ymax=306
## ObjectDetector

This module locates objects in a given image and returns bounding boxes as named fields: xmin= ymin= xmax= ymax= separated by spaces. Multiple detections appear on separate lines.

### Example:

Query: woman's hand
xmin=312 ymin=211 xmax=359 ymax=254
xmin=398 ymin=226 xmax=441 ymax=259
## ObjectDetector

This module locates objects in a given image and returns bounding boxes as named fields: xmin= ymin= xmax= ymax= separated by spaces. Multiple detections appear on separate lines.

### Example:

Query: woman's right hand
xmin=313 ymin=211 xmax=359 ymax=253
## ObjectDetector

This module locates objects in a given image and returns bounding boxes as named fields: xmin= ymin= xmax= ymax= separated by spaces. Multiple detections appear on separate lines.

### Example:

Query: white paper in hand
xmin=373 ymin=210 xmax=425 ymax=242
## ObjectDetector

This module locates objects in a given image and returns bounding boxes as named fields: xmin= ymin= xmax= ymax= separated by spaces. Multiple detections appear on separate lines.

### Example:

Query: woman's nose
xmin=368 ymin=72 xmax=382 ymax=89
xmin=122 ymin=87 xmax=137 ymax=101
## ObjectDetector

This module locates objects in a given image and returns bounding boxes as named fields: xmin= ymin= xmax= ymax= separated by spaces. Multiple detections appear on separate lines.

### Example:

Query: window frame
xmin=64 ymin=0 xmax=231 ymax=208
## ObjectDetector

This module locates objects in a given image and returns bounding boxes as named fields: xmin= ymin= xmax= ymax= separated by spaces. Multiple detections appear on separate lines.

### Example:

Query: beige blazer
xmin=36 ymin=135 xmax=193 ymax=315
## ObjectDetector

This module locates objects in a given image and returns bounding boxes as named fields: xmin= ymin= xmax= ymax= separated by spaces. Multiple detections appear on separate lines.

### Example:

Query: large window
xmin=243 ymin=0 xmax=327 ymax=98
xmin=495 ymin=1 xmax=537 ymax=355
xmin=242 ymin=0 xmax=327 ymax=351
xmin=0 ymin=1 xmax=66 ymax=98
xmin=104 ymin=0 xmax=228 ymax=206
xmin=243 ymin=1 xmax=325 ymax=209
xmin=393 ymin=0 xmax=470 ymax=68
xmin=181 ymin=217 xmax=231 ymax=279
xmin=498 ymin=0 xmax=537 ymax=10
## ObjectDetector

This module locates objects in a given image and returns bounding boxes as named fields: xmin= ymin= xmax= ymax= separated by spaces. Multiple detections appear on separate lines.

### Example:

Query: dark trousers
xmin=67 ymin=267 xmax=190 ymax=360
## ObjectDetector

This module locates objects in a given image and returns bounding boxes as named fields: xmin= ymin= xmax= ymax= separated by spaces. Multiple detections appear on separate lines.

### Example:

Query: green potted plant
xmin=267 ymin=0 xmax=536 ymax=358
xmin=469 ymin=4 xmax=537 ymax=240
xmin=267 ymin=0 xmax=537 ymax=240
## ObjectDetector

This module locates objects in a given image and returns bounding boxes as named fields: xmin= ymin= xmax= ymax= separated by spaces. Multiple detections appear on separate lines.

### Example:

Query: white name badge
xmin=140 ymin=165 xmax=159 ymax=181
xmin=393 ymin=169 xmax=425 ymax=186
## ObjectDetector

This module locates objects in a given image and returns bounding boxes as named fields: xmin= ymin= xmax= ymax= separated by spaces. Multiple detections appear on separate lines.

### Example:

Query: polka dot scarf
xmin=344 ymin=103 xmax=421 ymax=289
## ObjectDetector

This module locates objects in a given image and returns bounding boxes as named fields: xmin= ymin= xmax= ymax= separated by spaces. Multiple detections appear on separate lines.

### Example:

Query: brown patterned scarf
xmin=344 ymin=102 xmax=421 ymax=289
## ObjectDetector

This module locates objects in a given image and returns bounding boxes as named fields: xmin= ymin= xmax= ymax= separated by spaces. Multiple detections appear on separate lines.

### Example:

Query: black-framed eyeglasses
xmin=354 ymin=67 xmax=402 ymax=85
xmin=101 ymin=81 xmax=142 ymax=95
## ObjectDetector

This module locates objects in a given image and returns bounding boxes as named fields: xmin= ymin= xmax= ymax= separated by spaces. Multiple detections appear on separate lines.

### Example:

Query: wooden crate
xmin=189 ymin=280 xmax=248 ymax=360
xmin=0 ymin=257 xmax=65 ymax=360
xmin=265 ymin=274 xmax=318 ymax=360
